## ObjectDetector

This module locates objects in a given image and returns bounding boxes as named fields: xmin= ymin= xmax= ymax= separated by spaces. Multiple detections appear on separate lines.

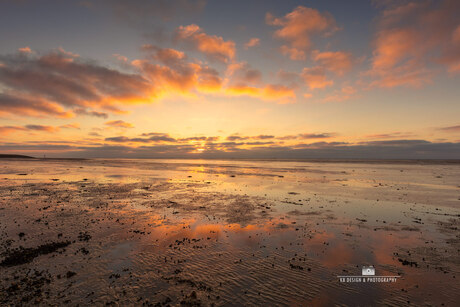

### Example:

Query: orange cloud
xmin=142 ymin=44 xmax=186 ymax=64
xmin=18 ymin=46 xmax=32 ymax=53
xmin=174 ymin=24 xmax=236 ymax=62
xmin=225 ymin=84 xmax=295 ymax=103
xmin=0 ymin=92 xmax=73 ymax=118
xmin=0 ymin=126 xmax=26 ymax=135
xmin=225 ymin=62 xmax=262 ymax=86
xmin=280 ymin=46 xmax=306 ymax=60
xmin=0 ymin=48 xmax=152 ymax=118
xmin=136 ymin=45 xmax=224 ymax=96
xmin=266 ymin=6 xmax=338 ymax=57
xmin=312 ymin=50 xmax=352 ymax=76
xmin=301 ymin=66 xmax=333 ymax=89
xmin=244 ymin=38 xmax=260 ymax=49
xmin=0 ymin=124 xmax=62 ymax=135
xmin=437 ymin=124 xmax=460 ymax=132
xmin=438 ymin=24 xmax=460 ymax=73
xmin=24 ymin=125 xmax=60 ymax=132
xmin=369 ymin=59 xmax=432 ymax=88
xmin=60 ymin=123 xmax=80 ymax=129
xmin=105 ymin=120 xmax=134 ymax=128
xmin=372 ymin=28 xmax=419 ymax=71
xmin=369 ymin=0 xmax=460 ymax=87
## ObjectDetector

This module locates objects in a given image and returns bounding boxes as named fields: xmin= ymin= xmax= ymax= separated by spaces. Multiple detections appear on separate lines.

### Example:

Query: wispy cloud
xmin=437 ymin=124 xmax=460 ymax=132
xmin=104 ymin=120 xmax=134 ymax=128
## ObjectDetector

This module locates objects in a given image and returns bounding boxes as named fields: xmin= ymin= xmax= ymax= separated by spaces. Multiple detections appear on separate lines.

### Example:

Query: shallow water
xmin=0 ymin=158 xmax=459 ymax=306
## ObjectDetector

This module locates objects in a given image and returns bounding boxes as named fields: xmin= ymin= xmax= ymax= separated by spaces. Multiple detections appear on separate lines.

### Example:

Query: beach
xmin=0 ymin=158 xmax=459 ymax=306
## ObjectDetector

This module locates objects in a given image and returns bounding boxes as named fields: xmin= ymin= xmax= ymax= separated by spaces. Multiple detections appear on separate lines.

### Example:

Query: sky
xmin=0 ymin=0 xmax=459 ymax=159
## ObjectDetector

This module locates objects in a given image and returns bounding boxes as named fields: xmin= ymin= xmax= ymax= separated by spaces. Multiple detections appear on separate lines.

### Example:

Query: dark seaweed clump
xmin=0 ymin=241 xmax=71 ymax=267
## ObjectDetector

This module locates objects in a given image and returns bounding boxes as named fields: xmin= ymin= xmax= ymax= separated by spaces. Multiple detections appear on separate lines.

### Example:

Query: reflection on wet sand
xmin=0 ymin=158 xmax=459 ymax=305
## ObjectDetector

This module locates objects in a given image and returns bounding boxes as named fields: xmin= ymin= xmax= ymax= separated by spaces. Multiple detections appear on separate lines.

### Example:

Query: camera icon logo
xmin=362 ymin=265 xmax=375 ymax=276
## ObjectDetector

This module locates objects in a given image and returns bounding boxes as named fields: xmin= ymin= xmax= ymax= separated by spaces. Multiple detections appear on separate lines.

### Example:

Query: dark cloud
xmin=104 ymin=120 xmax=134 ymax=128
xmin=0 ymin=49 xmax=151 ymax=118
xmin=178 ymin=136 xmax=219 ymax=142
xmin=226 ymin=135 xmax=247 ymax=141
xmin=253 ymin=135 xmax=275 ymax=140
xmin=226 ymin=135 xmax=275 ymax=141
xmin=0 ymin=124 xmax=59 ymax=134
xmin=0 ymin=93 xmax=72 ymax=118
xmin=105 ymin=133 xmax=177 ymax=143
xmin=24 ymin=125 xmax=59 ymax=132
xmin=245 ymin=141 xmax=275 ymax=146
xmin=298 ymin=133 xmax=336 ymax=139
xmin=365 ymin=132 xmax=415 ymax=139
xmin=3 ymin=139 xmax=459 ymax=160
xmin=74 ymin=108 xmax=109 ymax=119
xmin=437 ymin=125 xmax=460 ymax=132
xmin=278 ymin=133 xmax=336 ymax=140
xmin=359 ymin=139 xmax=431 ymax=146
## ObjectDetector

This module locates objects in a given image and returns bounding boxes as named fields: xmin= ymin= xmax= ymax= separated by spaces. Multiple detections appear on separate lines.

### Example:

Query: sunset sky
xmin=0 ymin=0 xmax=459 ymax=159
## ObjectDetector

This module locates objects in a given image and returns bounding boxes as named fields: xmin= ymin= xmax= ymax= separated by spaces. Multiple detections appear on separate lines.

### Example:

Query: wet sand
xmin=0 ymin=158 xmax=459 ymax=306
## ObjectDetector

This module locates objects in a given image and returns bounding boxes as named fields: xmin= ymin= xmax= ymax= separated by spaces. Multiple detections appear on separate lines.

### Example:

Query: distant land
xmin=0 ymin=154 xmax=35 ymax=159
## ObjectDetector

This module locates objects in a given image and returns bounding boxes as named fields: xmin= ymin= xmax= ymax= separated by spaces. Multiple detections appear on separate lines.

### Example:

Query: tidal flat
xmin=0 ymin=158 xmax=459 ymax=306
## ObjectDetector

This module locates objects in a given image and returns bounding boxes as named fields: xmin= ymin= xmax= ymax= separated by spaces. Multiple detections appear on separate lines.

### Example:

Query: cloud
xmin=24 ymin=125 xmax=59 ymax=132
xmin=437 ymin=124 xmax=460 ymax=132
xmin=18 ymin=46 xmax=32 ymax=53
xmin=438 ymin=24 xmax=460 ymax=73
xmin=298 ymin=133 xmax=335 ymax=139
xmin=223 ymin=61 xmax=296 ymax=102
xmin=266 ymin=6 xmax=338 ymax=58
xmin=312 ymin=50 xmax=352 ymax=76
xmin=253 ymin=135 xmax=274 ymax=140
xmin=0 ymin=124 xmax=61 ymax=135
xmin=0 ymin=126 xmax=27 ymax=135
xmin=0 ymin=92 xmax=73 ymax=118
xmin=226 ymin=135 xmax=246 ymax=141
xmin=104 ymin=120 xmax=134 ymax=128
xmin=322 ymin=86 xmax=357 ymax=103
xmin=368 ymin=0 xmax=460 ymax=87
xmin=225 ymin=62 xmax=262 ymax=86
xmin=279 ymin=46 xmax=306 ymax=61
xmin=4 ymin=139 xmax=459 ymax=160
xmin=364 ymin=132 xmax=415 ymax=139
xmin=0 ymin=48 xmax=152 ymax=118
xmin=244 ymin=38 xmax=260 ymax=49
xmin=225 ymin=84 xmax=296 ymax=103
xmin=60 ymin=123 xmax=80 ymax=129
xmin=135 ymin=44 xmax=223 ymax=95
xmin=179 ymin=136 xmax=219 ymax=142
xmin=301 ymin=66 xmax=333 ymax=90
xmin=74 ymin=108 xmax=108 ymax=119
xmin=105 ymin=133 xmax=178 ymax=143
xmin=174 ymin=24 xmax=236 ymax=62
xmin=1 ymin=41 xmax=302 ymax=119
